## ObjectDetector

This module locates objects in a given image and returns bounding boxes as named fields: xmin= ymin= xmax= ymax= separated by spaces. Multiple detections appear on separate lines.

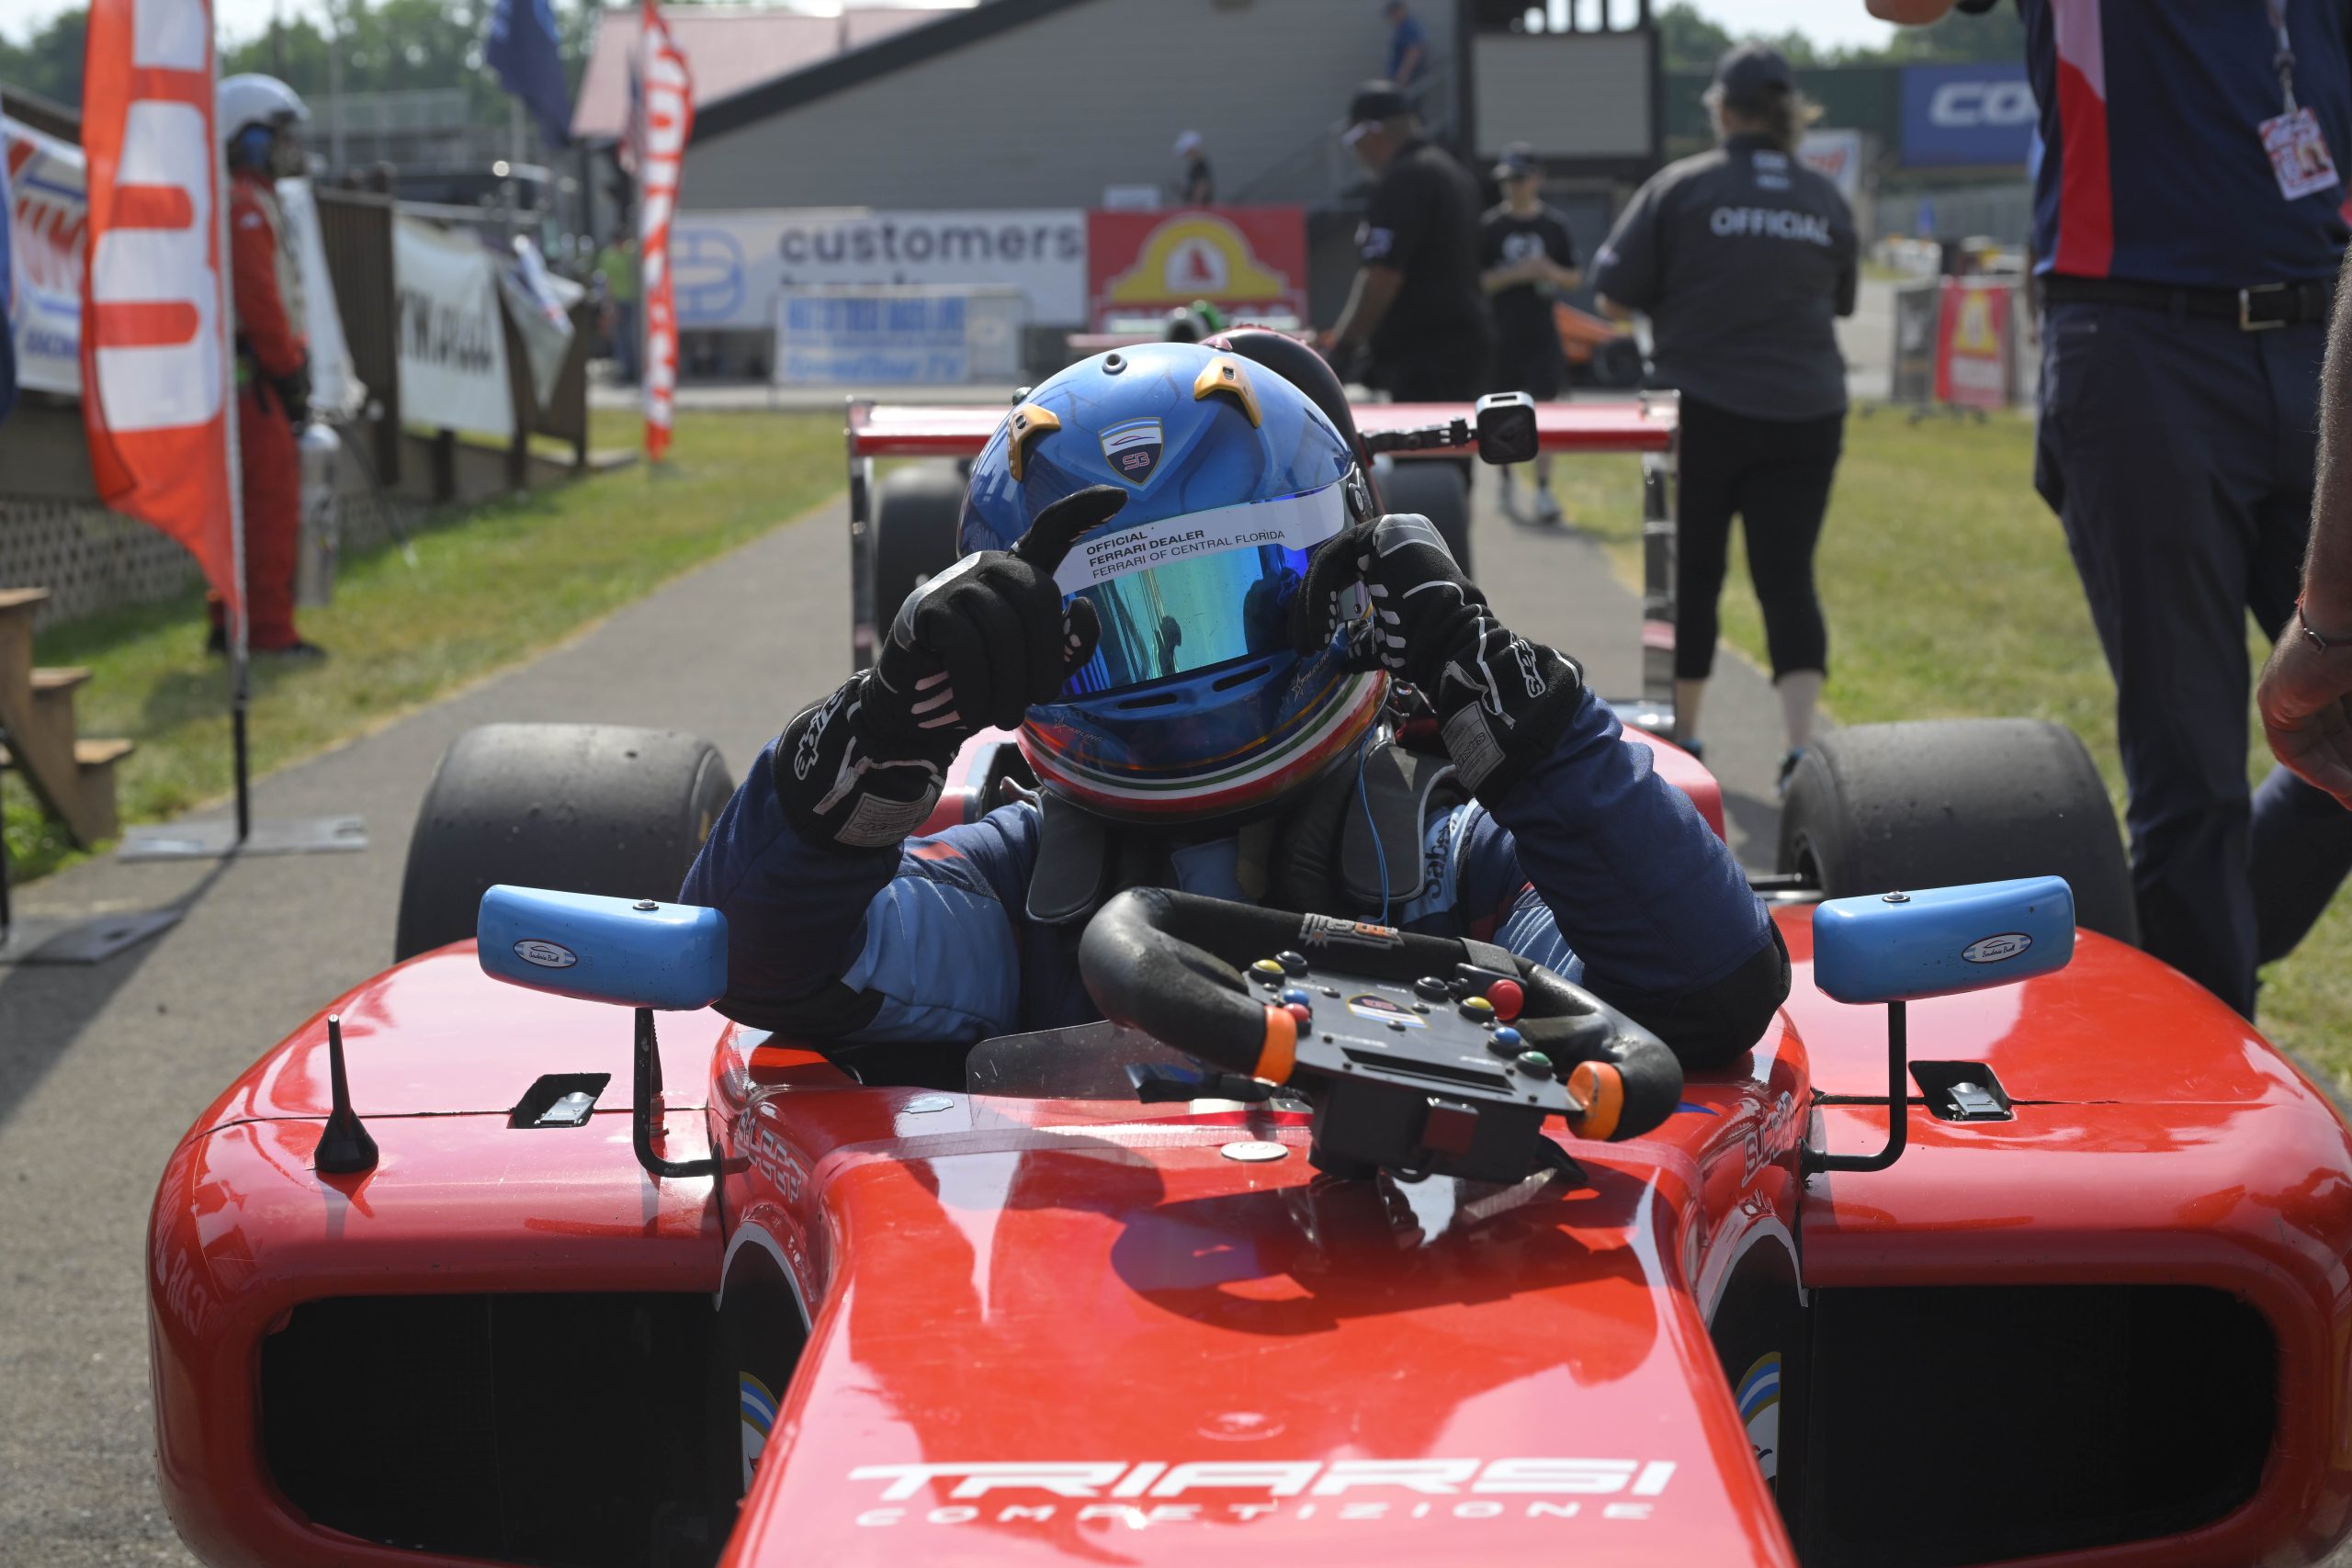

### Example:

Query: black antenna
xmin=314 ymin=1013 xmax=379 ymax=1175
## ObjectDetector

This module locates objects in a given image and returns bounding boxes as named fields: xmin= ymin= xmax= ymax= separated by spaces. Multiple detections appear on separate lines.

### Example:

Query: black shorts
xmin=1492 ymin=333 xmax=1566 ymax=401
xmin=1374 ymin=332 xmax=1494 ymax=403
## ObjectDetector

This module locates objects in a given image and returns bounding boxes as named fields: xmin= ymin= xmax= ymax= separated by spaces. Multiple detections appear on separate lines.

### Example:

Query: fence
xmin=0 ymin=403 xmax=424 ymax=631
xmin=2 ymin=191 xmax=594 ymax=631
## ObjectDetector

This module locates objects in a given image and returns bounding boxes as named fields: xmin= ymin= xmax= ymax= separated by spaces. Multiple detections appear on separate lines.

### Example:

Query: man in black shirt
xmin=1481 ymin=143 xmax=1581 ymax=524
xmin=1173 ymin=130 xmax=1213 ymax=207
xmin=1323 ymin=80 xmax=1493 ymax=408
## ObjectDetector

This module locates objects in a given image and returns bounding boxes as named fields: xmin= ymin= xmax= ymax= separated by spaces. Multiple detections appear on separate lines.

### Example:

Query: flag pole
xmin=213 ymin=25 xmax=253 ymax=847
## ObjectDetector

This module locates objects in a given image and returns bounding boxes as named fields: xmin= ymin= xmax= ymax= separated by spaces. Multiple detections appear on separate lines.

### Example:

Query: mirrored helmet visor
xmin=1053 ymin=482 xmax=1351 ymax=699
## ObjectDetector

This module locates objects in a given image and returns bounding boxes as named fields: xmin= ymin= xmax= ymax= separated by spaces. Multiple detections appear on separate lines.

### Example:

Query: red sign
xmin=79 ymin=0 xmax=239 ymax=615
xmin=638 ymin=0 xmax=693 ymax=460
xmin=1085 ymin=207 xmax=1306 ymax=329
xmin=1932 ymin=277 xmax=2015 ymax=410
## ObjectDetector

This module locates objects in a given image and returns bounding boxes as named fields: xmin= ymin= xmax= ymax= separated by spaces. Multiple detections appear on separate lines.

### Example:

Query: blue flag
xmin=486 ymin=0 xmax=574 ymax=152
xmin=0 ymin=141 xmax=17 ymax=427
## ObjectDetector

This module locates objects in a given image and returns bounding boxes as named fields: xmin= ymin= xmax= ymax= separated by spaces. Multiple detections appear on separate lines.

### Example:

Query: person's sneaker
xmin=1532 ymin=487 xmax=1564 ymax=525
xmin=255 ymin=639 xmax=330 ymax=662
xmin=1776 ymin=747 xmax=1806 ymax=797
xmin=203 ymin=624 xmax=227 ymax=657
xmin=1497 ymin=471 xmax=1526 ymax=525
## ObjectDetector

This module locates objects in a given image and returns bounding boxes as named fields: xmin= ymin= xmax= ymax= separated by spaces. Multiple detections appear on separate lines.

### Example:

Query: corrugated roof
xmin=571 ymin=4 xmax=958 ymax=142
xmin=692 ymin=0 xmax=1091 ymax=141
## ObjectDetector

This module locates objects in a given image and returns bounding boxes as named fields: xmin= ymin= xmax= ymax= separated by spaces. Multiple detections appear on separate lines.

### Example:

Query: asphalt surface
xmin=0 ymin=462 xmax=1780 ymax=1566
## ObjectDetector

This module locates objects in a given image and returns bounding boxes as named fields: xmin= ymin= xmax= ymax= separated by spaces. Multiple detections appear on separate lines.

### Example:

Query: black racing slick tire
xmin=1777 ymin=718 xmax=2137 ymax=943
xmin=1375 ymin=460 xmax=1473 ymax=578
xmin=872 ymin=462 xmax=967 ymax=612
xmin=393 ymin=723 xmax=734 ymax=961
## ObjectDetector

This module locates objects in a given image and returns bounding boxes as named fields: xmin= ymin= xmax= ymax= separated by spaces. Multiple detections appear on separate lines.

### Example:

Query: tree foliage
xmin=0 ymin=0 xmax=604 ymax=113
xmin=0 ymin=9 xmax=86 ymax=108
xmin=1658 ymin=0 xmax=2025 ymax=72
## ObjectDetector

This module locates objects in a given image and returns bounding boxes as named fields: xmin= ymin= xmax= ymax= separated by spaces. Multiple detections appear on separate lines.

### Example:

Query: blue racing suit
xmin=684 ymin=685 xmax=1780 ymax=1069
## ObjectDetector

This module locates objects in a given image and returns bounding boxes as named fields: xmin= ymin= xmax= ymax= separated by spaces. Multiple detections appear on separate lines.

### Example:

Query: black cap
xmin=1345 ymin=79 xmax=1412 ymax=141
xmin=1493 ymin=141 xmax=1537 ymax=181
xmin=1713 ymin=42 xmax=1795 ymax=103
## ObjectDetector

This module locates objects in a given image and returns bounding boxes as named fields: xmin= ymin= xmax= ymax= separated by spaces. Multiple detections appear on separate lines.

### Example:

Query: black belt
xmin=2041 ymin=274 xmax=2336 ymax=331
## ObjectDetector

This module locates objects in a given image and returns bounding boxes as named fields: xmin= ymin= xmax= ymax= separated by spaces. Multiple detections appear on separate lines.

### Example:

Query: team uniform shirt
xmin=2017 ymin=0 xmax=2352 ymax=286
xmin=1388 ymin=11 xmax=1429 ymax=84
xmin=1482 ymin=202 xmax=1578 ymax=385
xmin=683 ymin=686 xmax=1771 ymax=1048
xmin=1359 ymin=138 xmax=1493 ymax=370
xmin=1589 ymin=134 xmax=1857 ymax=423
xmin=1180 ymin=153 xmax=1215 ymax=206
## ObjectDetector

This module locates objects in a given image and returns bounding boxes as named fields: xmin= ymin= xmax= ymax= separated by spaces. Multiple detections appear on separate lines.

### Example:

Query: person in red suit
xmin=209 ymin=74 xmax=323 ymax=660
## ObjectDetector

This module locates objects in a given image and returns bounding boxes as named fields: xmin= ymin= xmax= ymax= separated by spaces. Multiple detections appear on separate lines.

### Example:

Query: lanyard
xmin=2268 ymin=0 xmax=2301 ymax=113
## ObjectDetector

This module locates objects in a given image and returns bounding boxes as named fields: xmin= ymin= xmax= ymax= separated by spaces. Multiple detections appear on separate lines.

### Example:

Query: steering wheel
xmin=1078 ymin=888 xmax=1684 ymax=1182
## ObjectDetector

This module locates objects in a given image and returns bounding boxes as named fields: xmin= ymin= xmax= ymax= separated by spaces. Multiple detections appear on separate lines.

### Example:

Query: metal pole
xmin=215 ymin=70 xmax=253 ymax=847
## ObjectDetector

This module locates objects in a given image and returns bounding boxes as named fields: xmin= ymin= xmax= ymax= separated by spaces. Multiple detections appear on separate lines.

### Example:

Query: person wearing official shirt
xmin=1323 ymin=80 xmax=1493 ymax=423
xmin=1590 ymin=44 xmax=1855 ymax=791
xmin=1481 ymin=143 xmax=1582 ymax=525
xmin=1875 ymin=0 xmax=2352 ymax=1021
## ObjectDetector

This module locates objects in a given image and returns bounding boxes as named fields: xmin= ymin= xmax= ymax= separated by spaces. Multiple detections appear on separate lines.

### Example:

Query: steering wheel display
xmin=1078 ymin=888 xmax=1684 ymax=1182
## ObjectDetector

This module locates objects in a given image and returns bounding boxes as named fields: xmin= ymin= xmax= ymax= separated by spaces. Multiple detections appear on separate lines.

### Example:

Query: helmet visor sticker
xmin=1055 ymin=483 xmax=1351 ymax=699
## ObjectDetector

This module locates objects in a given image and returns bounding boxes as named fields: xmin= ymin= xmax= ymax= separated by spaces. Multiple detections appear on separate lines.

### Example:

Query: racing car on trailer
xmin=149 ymin=355 xmax=2352 ymax=1568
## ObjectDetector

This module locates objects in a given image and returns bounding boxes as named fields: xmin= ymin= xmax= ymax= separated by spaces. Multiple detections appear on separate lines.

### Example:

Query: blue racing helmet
xmin=960 ymin=342 xmax=1383 ymax=822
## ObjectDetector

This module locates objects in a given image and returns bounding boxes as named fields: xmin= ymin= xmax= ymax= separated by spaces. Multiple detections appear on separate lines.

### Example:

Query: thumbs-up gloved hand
xmin=1293 ymin=511 xmax=1584 ymax=806
xmin=780 ymin=486 xmax=1120 ymax=850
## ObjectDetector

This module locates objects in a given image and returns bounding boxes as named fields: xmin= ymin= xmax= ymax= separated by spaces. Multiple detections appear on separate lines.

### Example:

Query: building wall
xmin=1473 ymin=31 xmax=1649 ymax=158
xmin=686 ymin=0 xmax=1459 ymax=212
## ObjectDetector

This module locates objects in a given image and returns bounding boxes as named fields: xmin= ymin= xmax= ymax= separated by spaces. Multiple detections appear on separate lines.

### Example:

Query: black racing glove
xmin=1294 ymin=512 xmax=1583 ymax=803
xmin=777 ymin=486 xmax=1119 ymax=849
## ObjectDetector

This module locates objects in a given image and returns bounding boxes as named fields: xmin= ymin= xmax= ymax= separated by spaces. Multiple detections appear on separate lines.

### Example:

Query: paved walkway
xmin=0 ymin=465 xmax=1787 ymax=1563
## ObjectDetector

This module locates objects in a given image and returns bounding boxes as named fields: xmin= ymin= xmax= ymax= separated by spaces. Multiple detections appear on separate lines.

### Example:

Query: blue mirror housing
xmin=477 ymin=886 xmax=728 ymax=1010
xmin=1812 ymin=876 xmax=2075 ymax=1006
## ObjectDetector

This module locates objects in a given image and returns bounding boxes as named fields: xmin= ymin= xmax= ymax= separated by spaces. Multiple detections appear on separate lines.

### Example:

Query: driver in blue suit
xmin=683 ymin=336 xmax=1787 ymax=1075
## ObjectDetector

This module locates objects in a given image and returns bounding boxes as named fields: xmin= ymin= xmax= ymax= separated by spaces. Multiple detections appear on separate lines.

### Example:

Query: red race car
xmin=148 ymin=396 xmax=2352 ymax=1568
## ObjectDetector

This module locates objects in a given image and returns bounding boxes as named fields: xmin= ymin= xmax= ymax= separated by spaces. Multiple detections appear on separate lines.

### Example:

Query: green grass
xmin=2 ymin=408 xmax=842 ymax=885
xmin=1545 ymin=406 xmax=2352 ymax=1092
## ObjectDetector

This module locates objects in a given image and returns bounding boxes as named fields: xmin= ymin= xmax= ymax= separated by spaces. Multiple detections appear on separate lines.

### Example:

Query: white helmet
xmin=217 ymin=73 xmax=310 ymax=141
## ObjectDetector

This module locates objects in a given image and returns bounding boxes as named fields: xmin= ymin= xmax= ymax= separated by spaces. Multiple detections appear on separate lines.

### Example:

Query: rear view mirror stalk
xmin=1804 ymin=999 xmax=1907 ymax=1176
xmin=634 ymin=1006 xmax=716 ymax=1181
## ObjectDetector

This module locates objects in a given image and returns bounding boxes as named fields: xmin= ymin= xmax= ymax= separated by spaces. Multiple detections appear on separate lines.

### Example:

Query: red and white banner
xmin=79 ymin=0 xmax=239 ymax=615
xmin=1932 ymin=276 xmax=2015 ymax=410
xmin=6 ymin=117 xmax=88 ymax=396
xmin=637 ymin=0 xmax=692 ymax=460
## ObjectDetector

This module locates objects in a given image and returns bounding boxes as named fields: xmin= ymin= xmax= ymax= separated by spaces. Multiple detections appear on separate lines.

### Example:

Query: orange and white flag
xmin=80 ymin=0 xmax=240 ymax=615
